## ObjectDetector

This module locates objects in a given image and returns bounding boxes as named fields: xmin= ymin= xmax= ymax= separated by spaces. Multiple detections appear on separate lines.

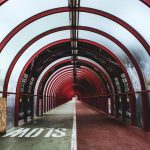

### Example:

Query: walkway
xmin=1 ymin=100 xmax=150 ymax=150
xmin=0 ymin=100 xmax=75 ymax=150
xmin=76 ymin=101 xmax=150 ymax=150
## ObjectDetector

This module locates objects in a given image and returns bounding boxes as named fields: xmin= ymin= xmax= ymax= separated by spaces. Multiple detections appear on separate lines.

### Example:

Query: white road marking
xmin=52 ymin=128 xmax=67 ymax=137
xmin=2 ymin=128 xmax=30 ymax=137
xmin=44 ymin=128 xmax=55 ymax=137
xmin=25 ymin=128 xmax=39 ymax=137
xmin=31 ymin=128 xmax=44 ymax=137
xmin=2 ymin=128 xmax=67 ymax=138
xmin=71 ymin=98 xmax=77 ymax=150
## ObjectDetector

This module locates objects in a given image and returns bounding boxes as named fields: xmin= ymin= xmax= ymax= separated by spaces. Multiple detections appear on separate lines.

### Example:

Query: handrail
xmin=0 ymin=90 xmax=150 ymax=99
xmin=79 ymin=90 xmax=150 ymax=99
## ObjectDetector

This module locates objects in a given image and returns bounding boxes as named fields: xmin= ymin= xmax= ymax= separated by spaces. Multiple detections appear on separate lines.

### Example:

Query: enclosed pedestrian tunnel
xmin=0 ymin=0 xmax=150 ymax=131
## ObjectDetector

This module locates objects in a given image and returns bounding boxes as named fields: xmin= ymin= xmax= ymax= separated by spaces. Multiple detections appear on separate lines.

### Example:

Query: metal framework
xmin=0 ymin=0 xmax=150 ymax=131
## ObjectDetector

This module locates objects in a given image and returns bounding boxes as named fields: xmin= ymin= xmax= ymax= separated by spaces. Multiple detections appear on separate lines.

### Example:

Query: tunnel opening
xmin=6 ymin=41 xmax=133 ymax=129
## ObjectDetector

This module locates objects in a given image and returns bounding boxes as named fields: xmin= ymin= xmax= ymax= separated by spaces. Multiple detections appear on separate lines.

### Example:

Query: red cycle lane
xmin=76 ymin=100 xmax=150 ymax=150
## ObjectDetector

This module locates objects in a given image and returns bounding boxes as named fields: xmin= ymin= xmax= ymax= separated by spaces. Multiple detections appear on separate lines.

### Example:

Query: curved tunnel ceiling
xmin=0 ymin=0 xmax=150 ymax=130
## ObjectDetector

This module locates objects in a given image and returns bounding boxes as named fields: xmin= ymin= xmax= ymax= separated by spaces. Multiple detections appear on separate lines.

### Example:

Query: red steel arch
xmin=3 ymin=26 xmax=146 ymax=100
xmin=14 ymin=39 xmax=136 ymax=125
xmin=0 ymin=7 xmax=149 ymax=55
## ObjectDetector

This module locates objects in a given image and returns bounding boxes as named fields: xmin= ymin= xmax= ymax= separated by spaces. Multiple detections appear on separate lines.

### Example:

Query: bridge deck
xmin=77 ymin=101 xmax=150 ymax=150
xmin=1 ymin=100 xmax=150 ymax=150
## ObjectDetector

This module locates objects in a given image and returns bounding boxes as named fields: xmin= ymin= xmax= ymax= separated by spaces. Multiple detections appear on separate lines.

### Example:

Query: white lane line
xmin=71 ymin=98 xmax=77 ymax=150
